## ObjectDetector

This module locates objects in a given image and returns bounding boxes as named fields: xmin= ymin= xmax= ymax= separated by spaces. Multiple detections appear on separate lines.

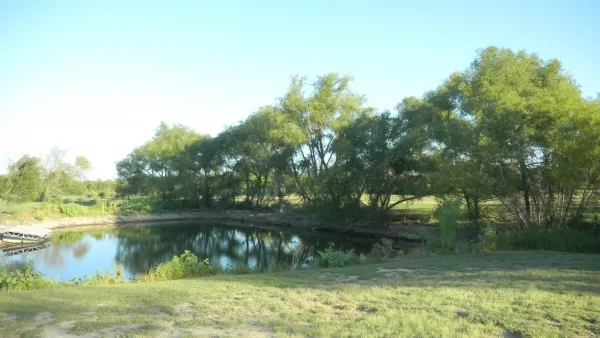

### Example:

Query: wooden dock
xmin=1 ymin=226 xmax=52 ymax=244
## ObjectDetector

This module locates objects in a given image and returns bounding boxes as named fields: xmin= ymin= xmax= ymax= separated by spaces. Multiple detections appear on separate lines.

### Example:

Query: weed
xmin=140 ymin=250 xmax=219 ymax=282
xmin=0 ymin=262 xmax=56 ymax=291
xmin=369 ymin=238 xmax=395 ymax=261
xmin=317 ymin=247 xmax=360 ymax=268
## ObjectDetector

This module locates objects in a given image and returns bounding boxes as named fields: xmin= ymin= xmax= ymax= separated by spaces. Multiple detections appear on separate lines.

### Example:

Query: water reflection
xmin=1 ymin=223 xmax=374 ymax=281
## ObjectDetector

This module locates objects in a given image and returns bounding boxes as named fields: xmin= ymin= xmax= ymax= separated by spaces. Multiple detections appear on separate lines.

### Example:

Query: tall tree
xmin=410 ymin=46 xmax=596 ymax=229
xmin=334 ymin=111 xmax=431 ymax=213
xmin=74 ymin=156 xmax=93 ymax=181
xmin=279 ymin=73 xmax=373 ymax=209
xmin=39 ymin=147 xmax=68 ymax=201
xmin=0 ymin=155 xmax=43 ymax=211
xmin=116 ymin=122 xmax=204 ymax=202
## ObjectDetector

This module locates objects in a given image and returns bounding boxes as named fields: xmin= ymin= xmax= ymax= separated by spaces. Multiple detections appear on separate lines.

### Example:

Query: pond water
xmin=0 ymin=223 xmax=378 ymax=281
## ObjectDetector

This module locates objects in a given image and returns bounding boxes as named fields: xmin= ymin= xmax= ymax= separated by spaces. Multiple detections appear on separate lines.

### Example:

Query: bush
xmin=69 ymin=271 xmax=122 ymax=286
xmin=0 ymin=263 xmax=55 ymax=291
xmin=122 ymin=199 xmax=153 ymax=214
xmin=369 ymin=238 xmax=395 ymax=261
xmin=317 ymin=247 xmax=360 ymax=268
xmin=506 ymin=228 xmax=600 ymax=253
xmin=471 ymin=224 xmax=502 ymax=252
xmin=141 ymin=250 xmax=219 ymax=282
xmin=59 ymin=203 xmax=86 ymax=217
xmin=434 ymin=199 xmax=461 ymax=250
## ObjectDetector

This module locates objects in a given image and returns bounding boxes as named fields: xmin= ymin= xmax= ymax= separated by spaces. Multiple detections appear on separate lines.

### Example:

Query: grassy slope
xmin=1 ymin=252 xmax=599 ymax=338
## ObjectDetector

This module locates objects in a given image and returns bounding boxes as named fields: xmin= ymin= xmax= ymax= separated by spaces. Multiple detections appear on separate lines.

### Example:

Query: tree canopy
xmin=114 ymin=47 xmax=600 ymax=229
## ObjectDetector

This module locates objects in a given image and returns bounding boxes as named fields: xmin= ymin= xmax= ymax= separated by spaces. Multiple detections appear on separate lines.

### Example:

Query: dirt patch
xmin=42 ymin=321 xmax=101 ymax=338
xmin=335 ymin=275 xmax=361 ymax=283
xmin=35 ymin=311 xmax=55 ymax=325
xmin=152 ymin=308 xmax=170 ymax=317
xmin=0 ymin=314 xmax=17 ymax=323
xmin=376 ymin=268 xmax=413 ymax=273
xmin=174 ymin=302 xmax=197 ymax=318
xmin=155 ymin=322 xmax=185 ymax=338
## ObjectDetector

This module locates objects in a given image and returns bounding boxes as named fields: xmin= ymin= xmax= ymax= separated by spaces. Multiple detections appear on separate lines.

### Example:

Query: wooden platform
xmin=1 ymin=226 xmax=52 ymax=244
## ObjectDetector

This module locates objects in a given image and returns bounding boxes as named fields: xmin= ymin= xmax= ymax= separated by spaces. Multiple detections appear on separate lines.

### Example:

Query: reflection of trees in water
xmin=36 ymin=229 xmax=114 ymax=267
xmin=72 ymin=243 xmax=90 ymax=259
xmin=113 ymin=224 xmax=366 ymax=275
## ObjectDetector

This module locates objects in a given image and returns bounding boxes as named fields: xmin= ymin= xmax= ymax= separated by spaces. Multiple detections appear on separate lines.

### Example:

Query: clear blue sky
xmin=1 ymin=0 xmax=598 ymax=179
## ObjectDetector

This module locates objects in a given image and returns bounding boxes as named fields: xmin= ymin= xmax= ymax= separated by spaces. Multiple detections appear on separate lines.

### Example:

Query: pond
xmin=0 ymin=223 xmax=379 ymax=281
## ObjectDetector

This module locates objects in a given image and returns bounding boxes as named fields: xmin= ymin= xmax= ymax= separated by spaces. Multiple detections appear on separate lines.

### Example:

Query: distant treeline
xmin=108 ymin=46 xmax=598 ymax=229
xmin=0 ymin=148 xmax=115 ymax=206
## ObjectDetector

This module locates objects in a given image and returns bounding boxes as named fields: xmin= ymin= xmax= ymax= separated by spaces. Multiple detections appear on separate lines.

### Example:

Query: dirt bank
xmin=3 ymin=210 xmax=426 ymax=243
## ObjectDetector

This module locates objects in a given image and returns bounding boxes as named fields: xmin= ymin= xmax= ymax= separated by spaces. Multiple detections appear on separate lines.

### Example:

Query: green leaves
xmin=1 ymin=155 xmax=43 ymax=203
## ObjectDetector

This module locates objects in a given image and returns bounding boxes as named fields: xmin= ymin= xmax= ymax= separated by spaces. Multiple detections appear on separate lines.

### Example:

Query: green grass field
xmin=1 ymin=251 xmax=598 ymax=337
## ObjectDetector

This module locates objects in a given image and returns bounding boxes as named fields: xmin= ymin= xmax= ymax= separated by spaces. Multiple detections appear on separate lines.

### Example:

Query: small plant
xmin=369 ymin=238 xmax=395 ymax=261
xmin=115 ymin=254 xmax=126 ymax=280
xmin=0 ymin=263 xmax=55 ymax=291
xmin=59 ymin=203 xmax=86 ymax=217
xmin=69 ymin=271 xmax=122 ymax=286
xmin=471 ymin=224 xmax=501 ymax=252
xmin=141 ymin=250 xmax=219 ymax=282
xmin=317 ymin=247 xmax=360 ymax=268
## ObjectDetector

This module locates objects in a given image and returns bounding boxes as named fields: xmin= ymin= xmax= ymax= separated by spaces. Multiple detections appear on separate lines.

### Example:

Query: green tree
xmin=410 ymin=46 xmax=597 ymax=229
xmin=334 ymin=111 xmax=431 ymax=214
xmin=116 ymin=122 xmax=204 ymax=204
xmin=188 ymin=136 xmax=224 ymax=208
xmin=0 ymin=155 xmax=43 ymax=208
xmin=279 ymin=73 xmax=373 ymax=209
xmin=220 ymin=106 xmax=294 ymax=207
xmin=74 ymin=156 xmax=93 ymax=181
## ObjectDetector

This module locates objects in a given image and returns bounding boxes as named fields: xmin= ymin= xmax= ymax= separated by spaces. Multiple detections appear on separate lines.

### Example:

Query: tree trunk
xmin=473 ymin=196 xmax=480 ymax=230
xmin=519 ymin=157 xmax=532 ymax=223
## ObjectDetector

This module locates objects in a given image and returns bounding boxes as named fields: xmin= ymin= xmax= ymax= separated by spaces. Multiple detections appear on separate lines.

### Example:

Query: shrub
xmin=59 ymin=203 xmax=86 ymax=217
xmin=471 ymin=224 xmax=501 ymax=252
xmin=369 ymin=238 xmax=395 ymax=261
xmin=69 ymin=271 xmax=122 ymax=286
xmin=121 ymin=199 xmax=153 ymax=214
xmin=141 ymin=250 xmax=219 ymax=282
xmin=0 ymin=263 xmax=55 ymax=291
xmin=317 ymin=247 xmax=359 ymax=268
xmin=434 ymin=199 xmax=461 ymax=250
xmin=507 ymin=228 xmax=600 ymax=253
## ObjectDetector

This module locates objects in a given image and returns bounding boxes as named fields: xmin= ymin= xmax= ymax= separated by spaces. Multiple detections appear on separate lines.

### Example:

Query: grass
xmin=0 ymin=251 xmax=598 ymax=337
xmin=0 ymin=201 xmax=43 ymax=215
